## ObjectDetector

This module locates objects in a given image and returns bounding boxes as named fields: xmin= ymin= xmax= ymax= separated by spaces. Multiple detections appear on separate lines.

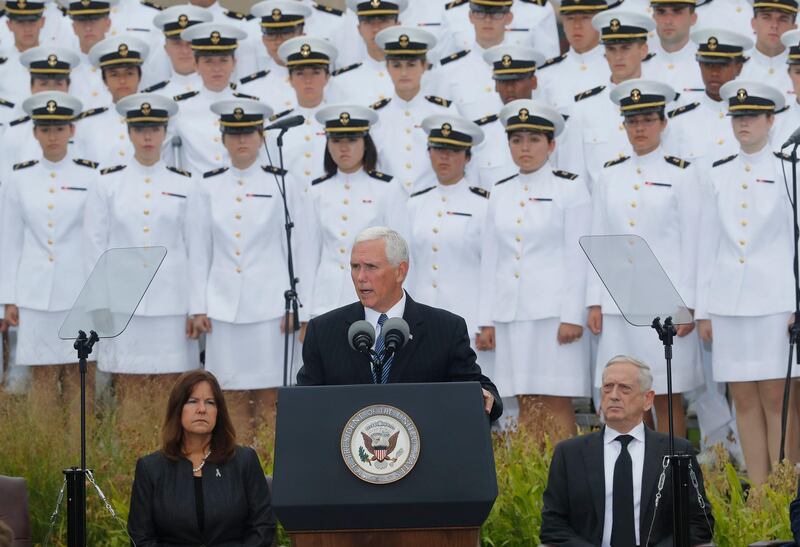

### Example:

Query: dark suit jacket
xmin=128 ymin=446 xmax=276 ymax=547
xmin=296 ymin=294 xmax=503 ymax=421
xmin=540 ymin=427 xmax=714 ymax=546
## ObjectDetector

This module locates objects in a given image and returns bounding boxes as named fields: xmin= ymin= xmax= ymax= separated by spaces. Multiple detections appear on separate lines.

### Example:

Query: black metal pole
xmin=780 ymin=143 xmax=800 ymax=463
xmin=65 ymin=330 xmax=97 ymax=547
xmin=652 ymin=317 xmax=690 ymax=547
xmin=274 ymin=130 xmax=299 ymax=387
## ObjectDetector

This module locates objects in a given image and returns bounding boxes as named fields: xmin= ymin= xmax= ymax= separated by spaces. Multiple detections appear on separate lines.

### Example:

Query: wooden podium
xmin=272 ymin=383 xmax=497 ymax=547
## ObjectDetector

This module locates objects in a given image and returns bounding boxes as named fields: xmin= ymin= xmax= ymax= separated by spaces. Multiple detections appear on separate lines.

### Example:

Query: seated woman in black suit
xmin=128 ymin=370 xmax=276 ymax=546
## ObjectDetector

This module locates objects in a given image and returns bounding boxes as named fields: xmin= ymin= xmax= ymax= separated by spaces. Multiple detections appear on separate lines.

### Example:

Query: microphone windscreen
xmin=382 ymin=317 xmax=410 ymax=348
xmin=348 ymin=320 xmax=375 ymax=351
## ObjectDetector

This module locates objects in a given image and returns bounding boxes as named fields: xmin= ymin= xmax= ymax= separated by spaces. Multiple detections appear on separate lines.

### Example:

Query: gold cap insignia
xmin=233 ymin=107 xmax=244 ymax=120
xmin=210 ymin=31 xmax=221 ymax=44
xmin=178 ymin=14 xmax=189 ymax=27
xmin=340 ymin=112 xmax=350 ymax=125
xmin=399 ymin=34 xmax=410 ymax=48
xmin=46 ymin=100 xmax=57 ymax=113
xmin=118 ymin=43 xmax=129 ymax=57
xmin=81 ymin=0 xmax=91 ymax=8
xmin=300 ymin=43 xmax=311 ymax=57
xmin=501 ymin=54 xmax=512 ymax=67
xmin=141 ymin=102 xmax=151 ymax=115
xmin=737 ymin=88 xmax=747 ymax=102
xmin=609 ymin=18 xmax=620 ymax=32
xmin=47 ymin=54 xmax=58 ymax=67
xmin=519 ymin=108 xmax=529 ymax=122
xmin=272 ymin=8 xmax=281 ymax=20
xmin=18 ymin=0 xmax=27 ymax=9
xmin=707 ymin=36 xmax=718 ymax=50
xmin=631 ymin=88 xmax=641 ymax=102
xmin=370 ymin=0 xmax=381 ymax=7
xmin=441 ymin=122 xmax=452 ymax=137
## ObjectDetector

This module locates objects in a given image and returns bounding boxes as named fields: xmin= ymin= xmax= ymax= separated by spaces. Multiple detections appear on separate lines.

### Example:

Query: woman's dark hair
xmin=507 ymin=129 xmax=555 ymax=143
xmin=161 ymin=370 xmax=236 ymax=464
xmin=323 ymin=133 xmax=378 ymax=175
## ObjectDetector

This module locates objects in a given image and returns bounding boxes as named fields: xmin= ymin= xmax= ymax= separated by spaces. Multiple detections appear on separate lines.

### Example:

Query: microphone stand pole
xmin=652 ymin=317 xmax=690 ymax=547
xmin=65 ymin=329 xmax=98 ymax=547
xmin=780 ymin=142 xmax=800 ymax=462
xmin=274 ymin=128 xmax=300 ymax=387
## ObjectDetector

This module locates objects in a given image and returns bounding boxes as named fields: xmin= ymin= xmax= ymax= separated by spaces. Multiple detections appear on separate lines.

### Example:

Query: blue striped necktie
xmin=374 ymin=313 xmax=393 ymax=384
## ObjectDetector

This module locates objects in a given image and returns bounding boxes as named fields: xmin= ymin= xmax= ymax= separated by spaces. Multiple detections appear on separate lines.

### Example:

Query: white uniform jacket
xmin=306 ymin=168 xmax=408 ymax=317
xmin=0 ymin=157 xmax=98 ymax=310
xmin=696 ymin=148 xmax=796 ymax=319
xmin=478 ymin=163 xmax=591 ymax=326
xmin=586 ymin=148 xmax=702 ymax=312
xmin=406 ymin=179 xmax=489 ymax=336
xmin=83 ymin=160 xmax=193 ymax=316
xmin=187 ymin=163 xmax=311 ymax=323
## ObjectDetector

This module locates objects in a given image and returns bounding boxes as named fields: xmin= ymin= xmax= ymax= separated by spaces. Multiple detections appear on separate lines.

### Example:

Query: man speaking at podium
xmin=297 ymin=227 xmax=502 ymax=422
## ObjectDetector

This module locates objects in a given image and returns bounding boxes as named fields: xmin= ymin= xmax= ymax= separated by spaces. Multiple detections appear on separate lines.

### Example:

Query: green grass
xmin=0 ymin=389 xmax=795 ymax=546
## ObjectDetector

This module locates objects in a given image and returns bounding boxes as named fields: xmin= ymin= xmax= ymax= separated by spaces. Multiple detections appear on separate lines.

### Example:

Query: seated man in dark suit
xmin=540 ymin=355 xmax=714 ymax=546
xmin=297 ymin=226 xmax=502 ymax=422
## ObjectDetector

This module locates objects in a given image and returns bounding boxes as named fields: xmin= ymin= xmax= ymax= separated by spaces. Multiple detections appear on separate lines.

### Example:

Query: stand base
xmin=288 ymin=527 xmax=480 ymax=547
xmin=64 ymin=468 xmax=86 ymax=547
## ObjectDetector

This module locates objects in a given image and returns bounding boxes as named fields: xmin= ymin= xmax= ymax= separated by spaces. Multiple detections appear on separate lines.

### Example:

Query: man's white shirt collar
xmin=364 ymin=290 xmax=407 ymax=334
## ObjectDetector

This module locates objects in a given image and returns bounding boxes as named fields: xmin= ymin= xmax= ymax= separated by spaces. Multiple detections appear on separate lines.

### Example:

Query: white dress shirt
xmin=740 ymin=47 xmax=794 ymax=104
xmin=642 ymin=40 xmax=704 ymax=95
xmin=364 ymin=290 xmax=407 ymax=344
xmin=326 ymin=55 xmax=397 ymax=107
xmin=602 ymin=422 xmax=646 ymax=547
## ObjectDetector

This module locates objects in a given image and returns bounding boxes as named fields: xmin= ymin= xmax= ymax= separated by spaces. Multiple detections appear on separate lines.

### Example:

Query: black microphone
xmin=265 ymin=115 xmax=305 ymax=131
xmin=348 ymin=320 xmax=375 ymax=354
xmin=381 ymin=318 xmax=410 ymax=358
xmin=783 ymin=126 xmax=800 ymax=148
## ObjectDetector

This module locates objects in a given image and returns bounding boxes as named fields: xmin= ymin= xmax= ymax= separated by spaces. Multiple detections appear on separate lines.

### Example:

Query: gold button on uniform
xmin=631 ymin=201 xmax=637 ymax=208
xmin=739 ymin=240 xmax=746 ymax=246
xmin=634 ymin=184 xmax=640 ymax=190
xmin=236 ymin=196 xmax=243 ymax=202
xmin=340 ymin=230 xmax=347 ymax=237
xmin=47 ymin=203 xmax=54 ymax=210
xmin=235 ymin=213 xmax=242 ymax=220
xmin=143 ymin=210 xmax=150 ymax=215
xmin=339 ymin=247 xmax=346 ymax=254
xmin=49 ymin=188 xmax=55 ymax=194
xmin=739 ymin=257 xmax=745 ymax=264
xmin=50 ymin=172 xmax=56 ymax=178
xmin=341 ymin=214 xmax=348 ymax=221
xmin=48 ymin=256 xmax=54 ymax=262
xmin=432 ymin=282 xmax=438 ymax=288
xmin=235 ymin=249 xmax=241 ymax=256
xmin=437 ymin=211 xmax=443 ymax=218
xmin=47 ymin=221 xmax=54 ymax=228
xmin=344 ymin=183 xmax=351 ymax=190
xmin=343 ymin=198 xmax=349 ymax=205
xmin=744 ymin=165 xmax=751 ymax=172
xmin=515 ymin=235 xmax=521 ymax=242
xmin=432 ymin=227 xmax=439 ymax=233
xmin=236 ymin=267 xmax=242 ymax=273
xmin=145 ymin=192 xmax=151 ymax=199
xmin=741 ymin=202 xmax=747 ymax=209
xmin=238 ymin=180 xmax=244 ymax=186
xmin=432 ymin=245 xmax=438 ymax=252
xmin=514 ymin=272 xmax=520 ymax=278
xmin=636 ymin=168 xmax=642 ymax=175
xmin=741 ymin=219 xmax=748 ymax=226
xmin=143 ymin=227 xmax=150 ymax=233
xmin=519 ymin=200 xmax=525 ymax=207
xmin=47 ymin=239 xmax=53 ymax=245
xmin=234 ymin=231 xmax=241 ymax=238
xmin=304 ymin=152 xmax=311 ymax=158
xmin=432 ymin=264 xmax=438 ymax=270
xmin=629 ymin=220 xmax=636 ymax=227
xmin=741 ymin=183 xmax=748 ymax=189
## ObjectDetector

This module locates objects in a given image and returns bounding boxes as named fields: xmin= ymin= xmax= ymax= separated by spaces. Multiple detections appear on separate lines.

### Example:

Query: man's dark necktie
xmin=611 ymin=434 xmax=636 ymax=547
xmin=373 ymin=314 xmax=393 ymax=384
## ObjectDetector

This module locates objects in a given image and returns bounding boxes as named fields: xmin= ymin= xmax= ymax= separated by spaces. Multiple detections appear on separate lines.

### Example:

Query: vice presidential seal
xmin=341 ymin=405 xmax=420 ymax=484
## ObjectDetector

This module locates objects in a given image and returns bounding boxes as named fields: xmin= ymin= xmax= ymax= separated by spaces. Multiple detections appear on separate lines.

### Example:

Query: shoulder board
xmin=518 ymin=0 xmax=547 ymax=5
xmin=240 ymin=69 xmax=269 ymax=85
xmin=79 ymin=106 xmax=108 ymax=120
xmin=553 ymin=169 xmax=578 ymax=180
xmin=774 ymin=151 xmax=795 ymax=162
xmin=474 ymin=114 xmax=499 ymax=126
xmin=173 ymin=90 xmax=199 ymax=102
xmin=370 ymin=97 xmax=391 ymax=111
xmin=574 ymin=85 xmax=605 ymax=102
xmin=470 ymin=186 xmax=489 ymax=198
xmin=311 ymin=172 xmax=335 ymax=185
xmin=9 ymin=115 xmax=30 ymax=127
xmin=495 ymin=173 xmax=519 ymax=186
xmin=664 ymin=155 xmax=690 ymax=169
xmin=445 ymin=0 xmax=468 ymax=9
xmin=203 ymin=166 xmax=229 ymax=178
xmin=775 ymin=105 xmax=790 ymax=115
xmin=228 ymin=82 xmax=237 ymax=91
xmin=539 ymin=53 xmax=566 ymax=70
xmin=142 ymin=80 xmax=169 ymax=93
xmin=232 ymin=92 xmax=259 ymax=100
xmin=603 ymin=155 xmax=630 ymax=168
xmin=73 ymin=158 xmax=98 ymax=169
xmin=0 ymin=57 xmax=6 ymax=65
xmin=425 ymin=95 xmax=452 ymax=107
xmin=13 ymin=160 xmax=38 ymax=171
xmin=224 ymin=9 xmax=253 ymax=21
xmin=410 ymin=186 xmax=435 ymax=198
xmin=666 ymin=101 xmax=699 ymax=119
xmin=368 ymin=170 xmax=393 ymax=182
xmin=269 ymin=108 xmax=294 ymax=122
xmin=712 ymin=154 xmax=737 ymax=167
xmin=167 ymin=166 xmax=191 ymax=177
xmin=643 ymin=52 xmax=656 ymax=62
xmin=0 ymin=98 xmax=13 ymax=109
xmin=332 ymin=63 xmax=362 ymax=77
xmin=440 ymin=49 xmax=470 ymax=66
xmin=262 ymin=165 xmax=287 ymax=176
xmin=140 ymin=0 xmax=163 ymax=10
xmin=100 ymin=164 xmax=126 ymax=175
xmin=313 ymin=3 xmax=343 ymax=16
